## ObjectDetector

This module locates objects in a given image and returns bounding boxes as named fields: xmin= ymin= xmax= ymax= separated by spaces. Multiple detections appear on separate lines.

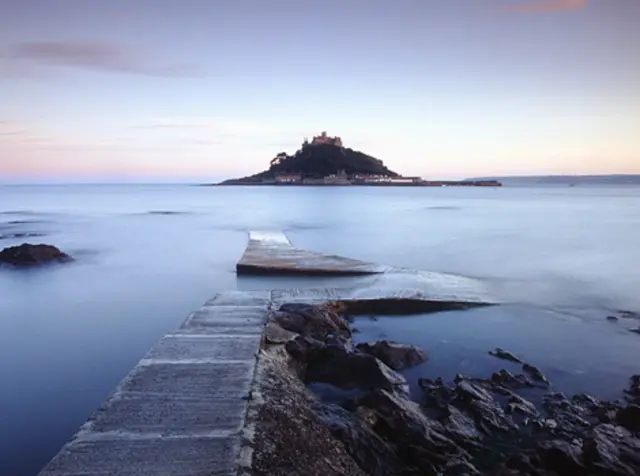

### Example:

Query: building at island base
xmin=351 ymin=174 xmax=423 ymax=185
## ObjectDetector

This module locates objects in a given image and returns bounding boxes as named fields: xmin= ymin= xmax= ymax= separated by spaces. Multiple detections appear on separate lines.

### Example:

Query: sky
xmin=0 ymin=0 xmax=639 ymax=182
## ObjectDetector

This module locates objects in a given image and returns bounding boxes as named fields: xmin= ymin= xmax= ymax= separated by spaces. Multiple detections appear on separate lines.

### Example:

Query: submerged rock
xmin=522 ymin=363 xmax=549 ymax=385
xmin=489 ymin=348 xmax=523 ymax=364
xmin=356 ymin=340 xmax=427 ymax=370
xmin=491 ymin=369 xmax=534 ymax=389
xmin=0 ymin=243 xmax=72 ymax=267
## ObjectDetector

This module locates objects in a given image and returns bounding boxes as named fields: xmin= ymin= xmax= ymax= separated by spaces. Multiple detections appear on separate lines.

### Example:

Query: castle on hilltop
xmin=303 ymin=131 xmax=343 ymax=148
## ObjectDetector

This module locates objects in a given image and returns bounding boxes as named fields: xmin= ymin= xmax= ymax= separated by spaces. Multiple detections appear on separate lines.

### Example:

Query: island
xmin=216 ymin=132 xmax=502 ymax=187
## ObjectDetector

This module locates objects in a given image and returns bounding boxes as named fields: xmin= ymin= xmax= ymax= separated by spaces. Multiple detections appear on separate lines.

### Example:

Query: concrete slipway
xmin=38 ymin=231 xmax=495 ymax=475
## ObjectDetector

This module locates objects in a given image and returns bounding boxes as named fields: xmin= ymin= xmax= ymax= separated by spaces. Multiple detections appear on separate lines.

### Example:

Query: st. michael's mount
xmin=218 ymin=132 xmax=502 ymax=187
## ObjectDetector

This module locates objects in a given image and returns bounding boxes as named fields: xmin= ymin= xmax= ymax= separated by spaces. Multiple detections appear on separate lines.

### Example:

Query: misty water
xmin=1 ymin=184 xmax=640 ymax=475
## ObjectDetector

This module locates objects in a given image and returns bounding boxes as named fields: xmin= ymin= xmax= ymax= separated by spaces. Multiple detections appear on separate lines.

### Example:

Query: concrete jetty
xmin=238 ymin=231 xmax=495 ymax=304
xmin=38 ymin=291 xmax=270 ymax=476
xmin=39 ymin=235 xmax=497 ymax=475
xmin=236 ymin=230 xmax=386 ymax=275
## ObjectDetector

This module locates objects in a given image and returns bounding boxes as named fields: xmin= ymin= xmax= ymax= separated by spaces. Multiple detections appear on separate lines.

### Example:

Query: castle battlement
xmin=303 ymin=131 xmax=343 ymax=148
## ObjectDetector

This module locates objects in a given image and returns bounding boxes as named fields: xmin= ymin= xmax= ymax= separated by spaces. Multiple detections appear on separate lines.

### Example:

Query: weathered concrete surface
xmin=38 ymin=291 xmax=269 ymax=476
xmin=237 ymin=230 xmax=386 ymax=276
xmin=271 ymin=284 xmax=494 ymax=307
xmin=238 ymin=231 xmax=496 ymax=304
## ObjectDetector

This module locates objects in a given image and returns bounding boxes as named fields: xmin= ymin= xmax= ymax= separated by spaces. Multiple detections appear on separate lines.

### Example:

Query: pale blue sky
xmin=1 ymin=0 xmax=638 ymax=181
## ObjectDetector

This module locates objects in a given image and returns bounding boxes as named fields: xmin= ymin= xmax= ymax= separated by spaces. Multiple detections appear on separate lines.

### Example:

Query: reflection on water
xmin=353 ymin=306 xmax=640 ymax=404
xmin=0 ymin=184 xmax=639 ymax=475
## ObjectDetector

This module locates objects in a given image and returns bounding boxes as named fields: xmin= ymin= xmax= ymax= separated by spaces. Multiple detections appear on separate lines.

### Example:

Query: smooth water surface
xmin=1 ymin=184 xmax=639 ymax=475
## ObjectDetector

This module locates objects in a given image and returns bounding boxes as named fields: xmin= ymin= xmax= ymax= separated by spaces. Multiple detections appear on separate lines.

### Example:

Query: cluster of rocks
xmin=0 ymin=243 xmax=72 ymax=267
xmin=251 ymin=303 xmax=640 ymax=476
xmin=607 ymin=310 xmax=640 ymax=335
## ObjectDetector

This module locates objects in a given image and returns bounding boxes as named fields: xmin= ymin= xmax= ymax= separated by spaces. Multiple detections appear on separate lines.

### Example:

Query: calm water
xmin=1 ymin=184 xmax=639 ymax=475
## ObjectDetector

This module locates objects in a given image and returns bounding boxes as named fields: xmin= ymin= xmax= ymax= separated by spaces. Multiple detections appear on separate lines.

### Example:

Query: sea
xmin=1 ymin=183 xmax=639 ymax=475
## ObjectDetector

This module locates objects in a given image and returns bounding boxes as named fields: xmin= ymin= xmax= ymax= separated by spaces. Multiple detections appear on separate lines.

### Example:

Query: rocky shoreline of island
xmin=212 ymin=132 xmax=502 ymax=188
xmin=214 ymin=179 xmax=502 ymax=187
xmin=246 ymin=302 xmax=640 ymax=476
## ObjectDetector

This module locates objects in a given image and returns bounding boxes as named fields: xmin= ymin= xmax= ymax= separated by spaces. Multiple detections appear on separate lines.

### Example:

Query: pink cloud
xmin=502 ymin=0 xmax=589 ymax=12
xmin=3 ymin=41 xmax=204 ymax=77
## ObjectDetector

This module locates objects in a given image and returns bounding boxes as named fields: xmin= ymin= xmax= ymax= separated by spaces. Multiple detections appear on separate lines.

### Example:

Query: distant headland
xmin=214 ymin=132 xmax=502 ymax=187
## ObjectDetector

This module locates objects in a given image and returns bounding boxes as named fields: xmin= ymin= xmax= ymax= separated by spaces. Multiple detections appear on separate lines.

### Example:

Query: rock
xmin=616 ymin=404 xmax=640 ymax=432
xmin=489 ymin=348 xmax=523 ymax=364
xmin=491 ymin=369 xmax=534 ymax=389
xmin=441 ymin=405 xmax=484 ymax=449
xmin=284 ymin=335 xmax=326 ymax=361
xmin=250 ymin=347 xmax=368 ymax=476
xmin=506 ymin=393 xmax=539 ymax=418
xmin=629 ymin=327 xmax=640 ymax=335
xmin=356 ymin=340 xmax=427 ymax=370
xmin=619 ymin=310 xmax=640 ymax=320
xmin=523 ymin=363 xmax=549 ymax=385
xmin=538 ymin=440 xmax=586 ymax=475
xmin=625 ymin=375 xmax=640 ymax=403
xmin=607 ymin=315 xmax=620 ymax=321
xmin=272 ymin=303 xmax=351 ymax=341
xmin=419 ymin=377 xmax=455 ymax=411
xmin=582 ymin=424 xmax=640 ymax=476
xmin=313 ymin=403 xmax=421 ymax=476
xmin=356 ymin=389 xmax=473 ymax=473
xmin=542 ymin=392 xmax=592 ymax=437
xmin=0 ymin=243 xmax=72 ymax=267
xmin=264 ymin=322 xmax=298 ymax=344
xmin=285 ymin=336 xmax=408 ymax=393
xmin=455 ymin=381 xmax=517 ymax=434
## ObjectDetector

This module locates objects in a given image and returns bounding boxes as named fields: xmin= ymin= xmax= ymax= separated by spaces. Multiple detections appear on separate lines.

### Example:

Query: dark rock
xmin=619 ymin=310 xmax=640 ymax=320
xmin=538 ymin=440 xmax=585 ymax=475
xmin=285 ymin=336 xmax=407 ymax=393
xmin=625 ymin=375 xmax=640 ymax=403
xmin=441 ymin=405 xmax=484 ymax=449
xmin=489 ymin=348 xmax=523 ymax=364
xmin=582 ymin=424 xmax=640 ymax=476
xmin=506 ymin=393 xmax=539 ymax=418
xmin=264 ymin=322 xmax=297 ymax=344
xmin=616 ymin=404 xmax=640 ymax=432
xmin=284 ymin=335 xmax=326 ymax=361
xmin=356 ymin=340 xmax=427 ymax=370
xmin=491 ymin=369 xmax=535 ymax=389
xmin=607 ymin=315 xmax=620 ymax=321
xmin=272 ymin=303 xmax=351 ymax=340
xmin=523 ymin=363 xmax=550 ymax=385
xmin=0 ymin=243 xmax=72 ymax=267
xmin=250 ymin=348 xmax=368 ymax=476
xmin=542 ymin=392 xmax=592 ymax=437
xmin=313 ymin=403 xmax=421 ymax=476
xmin=629 ymin=327 xmax=640 ymax=335
xmin=419 ymin=377 xmax=455 ymax=411
xmin=356 ymin=389 xmax=473 ymax=474
xmin=446 ymin=379 xmax=518 ymax=434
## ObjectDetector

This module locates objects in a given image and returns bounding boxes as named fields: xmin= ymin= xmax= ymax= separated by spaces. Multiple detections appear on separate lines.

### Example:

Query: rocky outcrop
xmin=489 ymin=347 xmax=523 ymax=363
xmin=0 ymin=243 xmax=72 ymax=267
xmin=356 ymin=340 xmax=427 ymax=370
xmin=286 ymin=335 xmax=408 ymax=394
xmin=250 ymin=303 xmax=640 ymax=476
xmin=221 ymin=142 xmax=399 ymax=184
xmin=272 ymin=303 xmax=351 ymax=340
